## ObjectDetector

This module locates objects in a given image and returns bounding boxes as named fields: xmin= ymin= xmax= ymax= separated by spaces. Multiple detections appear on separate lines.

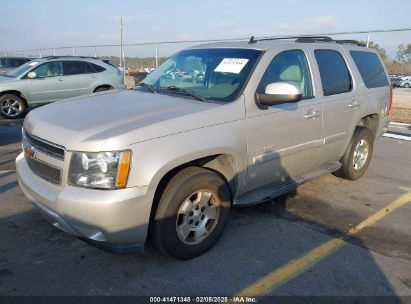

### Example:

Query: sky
xmin=1 ymin=0 xmax=411 ymax=59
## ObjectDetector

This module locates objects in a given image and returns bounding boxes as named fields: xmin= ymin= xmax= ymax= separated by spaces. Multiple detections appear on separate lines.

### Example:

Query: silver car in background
xmin=0 ymin=56 xmax=125 ymax=119
xmin=0 ymin=57 xmax=31 ymax=76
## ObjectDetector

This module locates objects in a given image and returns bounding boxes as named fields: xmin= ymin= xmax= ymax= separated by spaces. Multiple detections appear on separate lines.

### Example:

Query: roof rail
xmin=42 ymin=55 xmax=100 ymax=60
xmin=248 ymin=35 xmax=362 ymax=46
xmin=295 ymin=36 xmax=333 ymax=43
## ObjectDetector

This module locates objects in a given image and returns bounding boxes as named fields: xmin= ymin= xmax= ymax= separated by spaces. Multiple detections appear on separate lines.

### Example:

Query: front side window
xmin=350 ymin=51 xmax=389 ymax=88
xmin=315 ymin=50 xmax=352 ymax=96
xmin=141 ymin=48 xmax=262 ymax=102
xmin=257 ymin=50 xmax=313 ymax=99
xmin=0 ymin=59 xmax=6 ymax=68
xmin=63 ymin=61 xmax=88 ymax=76
xmin=32 ymin=61 xmax=63 ymax=78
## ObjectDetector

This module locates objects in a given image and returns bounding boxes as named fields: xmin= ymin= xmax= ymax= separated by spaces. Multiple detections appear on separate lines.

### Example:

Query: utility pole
xmin=366 ymin=32 xmax=371 ymax=48
xmin=155 ymin=43 xmax=158 ymax=68
xmin=120 ymin=17 xmax=126 ymax=85
xmin=120 ymin=18 xmax=124 ymax=69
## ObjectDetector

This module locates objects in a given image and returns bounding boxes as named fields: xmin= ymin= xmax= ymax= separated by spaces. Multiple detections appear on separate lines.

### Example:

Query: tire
xmin=0 ymin=94 xmax=26 ymax=119
xmin=94 ymin=86 xmax=112 ymax=93
xmin=404 ymin=83 xmax=411 ymax=88
xmin=151 ymin=167 xmax=231 ymax=259
xmin=334 ymin=127 xmax=374 ymax=180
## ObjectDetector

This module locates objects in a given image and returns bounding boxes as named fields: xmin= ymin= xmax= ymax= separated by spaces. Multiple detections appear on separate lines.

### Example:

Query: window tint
xmin=62 ymin=61 xmax=89 ymax=75
xmin=258 ymin=50 xmax=313 ymax=98
xmin=32 ymin=62 xmax=63 ymax=78
xmin=0 ymin=59 xmax=5 ymax=68
xmin=9 ymin=59 xmax=27 ymax=68
xmin=314 ymin=50 xmax=352 ymax=96
xmin=87 ymin=62 xmax=106 ymax=73
xmin=350 ymin=51 xmax=389 ymax=88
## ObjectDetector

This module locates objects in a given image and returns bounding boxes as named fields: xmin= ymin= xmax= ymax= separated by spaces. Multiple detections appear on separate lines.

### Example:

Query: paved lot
xmin=0 ymin=118 xmax=411 ymax=297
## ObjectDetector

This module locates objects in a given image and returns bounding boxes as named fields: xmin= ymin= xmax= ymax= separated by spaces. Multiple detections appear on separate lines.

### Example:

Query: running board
xmin=234 ymin=161 xmax=342 ymax=206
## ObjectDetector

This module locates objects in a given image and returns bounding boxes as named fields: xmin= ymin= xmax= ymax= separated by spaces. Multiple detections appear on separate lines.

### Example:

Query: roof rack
xmin=42 ymin=56 xmax=100 ymax=60
xmin=248 ymin=35 xmax=362 ymax=46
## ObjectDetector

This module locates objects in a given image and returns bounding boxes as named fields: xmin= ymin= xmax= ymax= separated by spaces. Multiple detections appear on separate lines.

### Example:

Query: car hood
xmin=0 ymin=76 xmax=17 ymax=83
xmin=24 ymin=90 xmax=244 ymax=151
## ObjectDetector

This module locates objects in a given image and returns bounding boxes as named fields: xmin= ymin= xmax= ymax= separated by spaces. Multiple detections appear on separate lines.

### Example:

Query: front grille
xmin=26 ymin=156 xmax=61 ymax=185
xmin=23 ymin=130 xmax=65 ymax=160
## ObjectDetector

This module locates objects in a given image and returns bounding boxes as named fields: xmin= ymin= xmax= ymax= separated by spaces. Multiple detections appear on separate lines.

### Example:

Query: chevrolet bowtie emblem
xmin=24 ymin=144 xmax=36 ymax=159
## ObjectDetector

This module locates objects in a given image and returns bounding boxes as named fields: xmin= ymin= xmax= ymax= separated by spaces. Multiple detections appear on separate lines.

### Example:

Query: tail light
xmin=389 ymin=84 xmax=393 ymax=117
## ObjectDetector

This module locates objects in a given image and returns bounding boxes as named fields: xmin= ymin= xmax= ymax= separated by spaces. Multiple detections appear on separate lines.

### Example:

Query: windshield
xmin=140 ymin=48 xmax=262 ymax=102
xmin=5 ymin=60 xmax=40 ymax=78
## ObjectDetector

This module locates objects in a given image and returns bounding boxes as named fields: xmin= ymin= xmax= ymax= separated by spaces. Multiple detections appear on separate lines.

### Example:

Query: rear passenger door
xmin=62 ymin=61 xmax=100 ymax=97
xmin=311 ymin=48 xmax=363 ymax=164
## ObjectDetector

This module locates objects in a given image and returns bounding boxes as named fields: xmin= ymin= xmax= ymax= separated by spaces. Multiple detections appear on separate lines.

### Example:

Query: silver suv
xmin=16 ymin=36 xmax=391 ymax=259
xmin=0 ymin=56 xmax=125 ymax=119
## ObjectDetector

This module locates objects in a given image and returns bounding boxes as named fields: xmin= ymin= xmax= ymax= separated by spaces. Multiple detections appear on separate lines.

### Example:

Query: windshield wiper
xmin=138 ymin=82 xmax=157 ymax=93
xmin=160 ymin=86 xmax=207 ymax=102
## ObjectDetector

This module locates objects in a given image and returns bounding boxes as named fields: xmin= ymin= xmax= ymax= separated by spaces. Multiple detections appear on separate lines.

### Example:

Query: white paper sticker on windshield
xmin=29 ymin=62 xmax=39 ymax=66
xmin=214 ymin=58 xmax=249 ymax=74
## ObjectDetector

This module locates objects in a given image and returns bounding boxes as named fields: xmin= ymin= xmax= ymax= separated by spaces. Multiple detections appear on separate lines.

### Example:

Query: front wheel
xmin=151 ymin=167 xmax=231 ymax=259
xmin=0 ymin=94 xmax=26 ymax=119
xmin=334 ymin=127 xmax=374 ymax=180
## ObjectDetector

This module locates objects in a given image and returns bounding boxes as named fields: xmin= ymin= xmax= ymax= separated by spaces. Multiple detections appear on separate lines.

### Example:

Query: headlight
xmin=69 ymin=150 xmax=131 ymax=189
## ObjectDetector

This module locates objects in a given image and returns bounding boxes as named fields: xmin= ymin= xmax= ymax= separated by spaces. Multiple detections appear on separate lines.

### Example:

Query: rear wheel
xmin=151 ymin=167 xmax=231 ymax=259
xmin=94 ymin=86 xmax=112 ymax=93
xmin=404 ymin=83 xmax=411 ymax=88
xmin=0 ymin=94 xmax=26 ymax=119
xmin=334 ymin=127 xmax=374 ymax=180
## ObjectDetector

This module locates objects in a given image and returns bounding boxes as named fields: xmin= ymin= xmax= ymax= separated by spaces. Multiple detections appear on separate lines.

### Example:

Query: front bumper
xmin=16 ymin=153 xmax=152 ymax=248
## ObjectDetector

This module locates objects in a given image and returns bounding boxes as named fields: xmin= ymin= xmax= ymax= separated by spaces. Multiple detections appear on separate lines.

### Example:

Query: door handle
xmin=304 ymin=110 xmax=320 ymax=119
xmin=348 ymin=100 xmax=360 ymax=108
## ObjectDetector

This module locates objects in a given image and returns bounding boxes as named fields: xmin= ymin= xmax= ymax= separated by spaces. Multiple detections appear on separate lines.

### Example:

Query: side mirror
xmin=27 ymin=71 xmax=37 ymax=79
xmin=256 ymin=82 xmax=302 ymax=106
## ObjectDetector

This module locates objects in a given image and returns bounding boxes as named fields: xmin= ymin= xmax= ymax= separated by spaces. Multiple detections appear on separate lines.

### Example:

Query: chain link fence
xmin=2 ymin=28 xmax=411 ymax=75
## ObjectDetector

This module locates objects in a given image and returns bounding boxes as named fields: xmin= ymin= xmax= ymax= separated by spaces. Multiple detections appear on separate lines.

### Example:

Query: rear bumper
xmin=16 ymin=153 xmax=153 ymax=248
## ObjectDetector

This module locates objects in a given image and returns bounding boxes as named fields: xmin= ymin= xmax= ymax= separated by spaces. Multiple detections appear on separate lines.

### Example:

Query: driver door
xmin=25 ymin=61 xmax=69 ymax=104
xmin=245 ymin=49 xmax=323 ymax=191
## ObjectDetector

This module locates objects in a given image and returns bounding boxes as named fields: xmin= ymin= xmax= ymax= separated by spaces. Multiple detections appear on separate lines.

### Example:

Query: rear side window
xmin=8 ymin=59 xmax=27 ymax=68
xmin=350 ymin=51 xmax=389 ymax=88
xmin=87 ymin=62 xmax=106 ymax=73
xmin=314 ymin=50 xmax=352 ymax=96
xmin=62 ymin=61 xmax=89 ymax=76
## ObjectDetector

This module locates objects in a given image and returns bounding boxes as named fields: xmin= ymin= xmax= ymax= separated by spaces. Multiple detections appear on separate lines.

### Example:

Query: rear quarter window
xmin=350 ymin=50 xmax=389 ymax=88
xmin=88 ymin=62 xmax=106 ymax=73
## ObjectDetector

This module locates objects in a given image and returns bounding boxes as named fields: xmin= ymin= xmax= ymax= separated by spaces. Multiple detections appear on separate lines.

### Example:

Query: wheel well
xmin=93 ymin=85 xmax=113 ymax=92
xmin=356 ymin=114 xmax=380 ymax=139
xmin=0 ymin=90 xmax=28 ymax=107
xmin=147 ymin=154 xmax=238 ymax=238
